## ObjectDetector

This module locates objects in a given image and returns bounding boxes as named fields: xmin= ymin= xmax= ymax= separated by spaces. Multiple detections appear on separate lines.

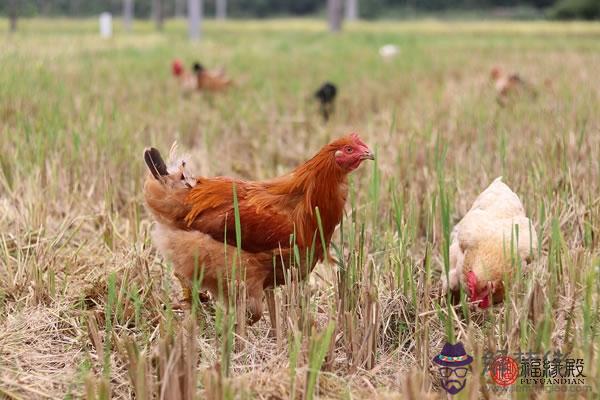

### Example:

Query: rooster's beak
xmin=361 ymin=149 xmax=375 ymax=161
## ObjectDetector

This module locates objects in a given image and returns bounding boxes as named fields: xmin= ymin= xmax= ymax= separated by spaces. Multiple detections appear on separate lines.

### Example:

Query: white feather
xmin=166 ymin=141 xmax=196 ymax=187
xmin=444 ymin=177 xmax=537 ymax=293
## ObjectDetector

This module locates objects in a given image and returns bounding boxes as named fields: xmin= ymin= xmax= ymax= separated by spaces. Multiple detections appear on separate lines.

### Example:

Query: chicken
xmin=490 ymin=67 xmax=537 ymax=106
xmin=379 ymin=44 xmax=399 ymax=60
xmin=171 ymin=60 xmax=232 ymax=93
xmin=171 ymin=59 xmax=197 ymax=94
xmin=192 ymin=62 xmax=232 ymax=91
xmin=314 ymin=82 xmax=337 ymax=122
xmin=143 ymin=134 xmax=374 ymax=323
xmin=444 ymin=177 xmax=538 ymax=308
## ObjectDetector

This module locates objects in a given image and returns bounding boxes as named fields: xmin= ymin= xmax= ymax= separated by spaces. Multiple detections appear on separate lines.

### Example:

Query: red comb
xmin=172 ymin=59 xmax=184 ymax=75
xmin=350 ymin=133 xmax=367 ymax=147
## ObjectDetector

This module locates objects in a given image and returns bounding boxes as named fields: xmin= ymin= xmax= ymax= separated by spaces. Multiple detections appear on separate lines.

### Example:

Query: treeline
xmin=1 ymin=0 xmax=598 ymax=19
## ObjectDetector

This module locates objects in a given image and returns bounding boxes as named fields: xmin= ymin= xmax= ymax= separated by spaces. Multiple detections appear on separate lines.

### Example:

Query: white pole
xmin=188 ymin=0 xmax=202 ymax=40
xmin=99 ymin=12 xmax=113 ymax=38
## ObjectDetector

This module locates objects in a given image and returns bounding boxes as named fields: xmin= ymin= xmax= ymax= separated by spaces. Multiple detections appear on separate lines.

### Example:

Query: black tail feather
xmin=144 ymin=147 xmax=169 ymax=180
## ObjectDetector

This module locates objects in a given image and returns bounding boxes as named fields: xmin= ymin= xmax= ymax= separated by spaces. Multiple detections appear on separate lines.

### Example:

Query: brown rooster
xmin=143 ymin=134 xmax=374 ymax=323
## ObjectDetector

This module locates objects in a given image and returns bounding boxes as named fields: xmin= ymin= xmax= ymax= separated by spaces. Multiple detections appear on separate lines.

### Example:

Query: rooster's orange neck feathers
xmin=267 ymin=145 xmax=348 ymax=250
xmin=183 ymin=136 xmax=363 ymax=255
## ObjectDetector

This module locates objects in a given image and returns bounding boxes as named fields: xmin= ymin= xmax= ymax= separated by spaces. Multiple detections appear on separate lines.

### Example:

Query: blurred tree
xmin=328 ymin=0 xmax=343 ymax=31
xmin=41 ymin=0 xmax=51 ymax=15
xmin=188 ymin=0 xmax=202 ymax=39
xmin=360 ymin=0 xmax=382 ymax=18
xmin=216 ymin=0 xmax=227 ymax=19
xmin=3 ymin=0 xmax=599 ymax=20
xmin=345 ymin=0 xmax=358 ymax=20
xmin=153 ymin=0 xmax=163 ymax=30
xmin=175 ymin=0 xmax=186 ymax=17
xmin=8 ymin=0 xmax=17 ymax=31
xmin=123 ymin=0 xmax=134 ymax=31
xmin=549 ymin=0 xmax=600 ymax=18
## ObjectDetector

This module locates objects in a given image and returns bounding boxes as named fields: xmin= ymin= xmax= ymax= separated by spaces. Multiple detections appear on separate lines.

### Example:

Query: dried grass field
xmin=0 ymin=18 xmax=599 ymax=399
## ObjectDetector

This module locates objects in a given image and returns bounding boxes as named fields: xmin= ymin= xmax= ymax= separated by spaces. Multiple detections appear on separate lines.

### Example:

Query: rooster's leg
xmin=246 ymin=285 xmax=265 ymax=326
xmin=173 ymin=273 xmax=192 ymax=310
xmin=199 ymin=291 xmax=212 ymax=303
xmin=174 ymin=273 xmax=212 ymax=309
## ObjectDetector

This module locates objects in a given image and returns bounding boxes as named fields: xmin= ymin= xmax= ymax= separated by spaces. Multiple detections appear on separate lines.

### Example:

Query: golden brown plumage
xmin=490 ymin=67 xmax=537 ymax=106
xmin=195 ymin=70 xmax=232 ymax=91
xmin=193 ymin=62 xmax=232 ymax=91
xmin=171 ymin=60 xmax=232 ymax=93
xmin=143 ymin=134 xmax=374 ymax=323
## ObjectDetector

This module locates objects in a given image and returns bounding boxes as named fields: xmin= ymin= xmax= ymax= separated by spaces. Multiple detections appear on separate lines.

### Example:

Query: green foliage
xmin=0 ymin=0 xmax=584 ymax=19
xmin=548 ymin=0 xmax=600 ymax=19
xmin=305 ymin=322 xmax=336 ymax=400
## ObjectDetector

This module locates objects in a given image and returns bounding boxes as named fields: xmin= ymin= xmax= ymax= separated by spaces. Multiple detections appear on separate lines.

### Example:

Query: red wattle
xmin=478 ymin=286 xmax=491 ymax=309
xmin=466 ymin=271 xmax=478 ymax=301
xmin=465 ymin=271 xmax=491 ymax=308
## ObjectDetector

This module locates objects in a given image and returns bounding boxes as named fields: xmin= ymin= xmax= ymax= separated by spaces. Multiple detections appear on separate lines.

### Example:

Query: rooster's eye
xmin=345 ymin=146 xmax=353 ymax=153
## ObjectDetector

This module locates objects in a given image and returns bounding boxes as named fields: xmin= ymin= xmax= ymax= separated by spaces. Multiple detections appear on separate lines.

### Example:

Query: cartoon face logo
xmin=433 ymin=342 xmax=473 ymax=395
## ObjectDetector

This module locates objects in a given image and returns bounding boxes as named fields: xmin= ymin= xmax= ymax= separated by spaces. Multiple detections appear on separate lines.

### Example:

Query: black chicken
xmin=314 ymin=82 xmax=337 ymax=122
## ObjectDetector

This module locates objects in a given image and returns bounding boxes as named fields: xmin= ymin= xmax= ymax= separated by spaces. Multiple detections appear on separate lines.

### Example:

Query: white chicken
xmin=444 ymin=177 xmax=538 ymax=308
xmin=379 ymin=44 xmax=399 ymax=60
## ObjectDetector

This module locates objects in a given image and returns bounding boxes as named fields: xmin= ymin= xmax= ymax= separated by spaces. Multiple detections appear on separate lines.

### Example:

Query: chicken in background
xmin=379 ymin=44 xmax=399 ymax=61
xmin=490 ymin=67 xmax=537 ymax=106
xmin=443 ymin=177 xmax=538 ymax=308
xmin=143 ymin=134 xmax=374 ymax=324
xmin=171 ymin=59 xmax=197 ymax=94
xmin=314 ymin=82 xmax=337 ymax=122
xmin=171 ymin=59 xmax=232 ymax=93
xmin=192 ymin=62 xmax=232 ymax=91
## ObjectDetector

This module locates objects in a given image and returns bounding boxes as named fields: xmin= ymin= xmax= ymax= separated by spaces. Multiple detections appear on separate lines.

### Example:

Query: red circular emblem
xmin=489 ymin=356 xmax=519 ymax=386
